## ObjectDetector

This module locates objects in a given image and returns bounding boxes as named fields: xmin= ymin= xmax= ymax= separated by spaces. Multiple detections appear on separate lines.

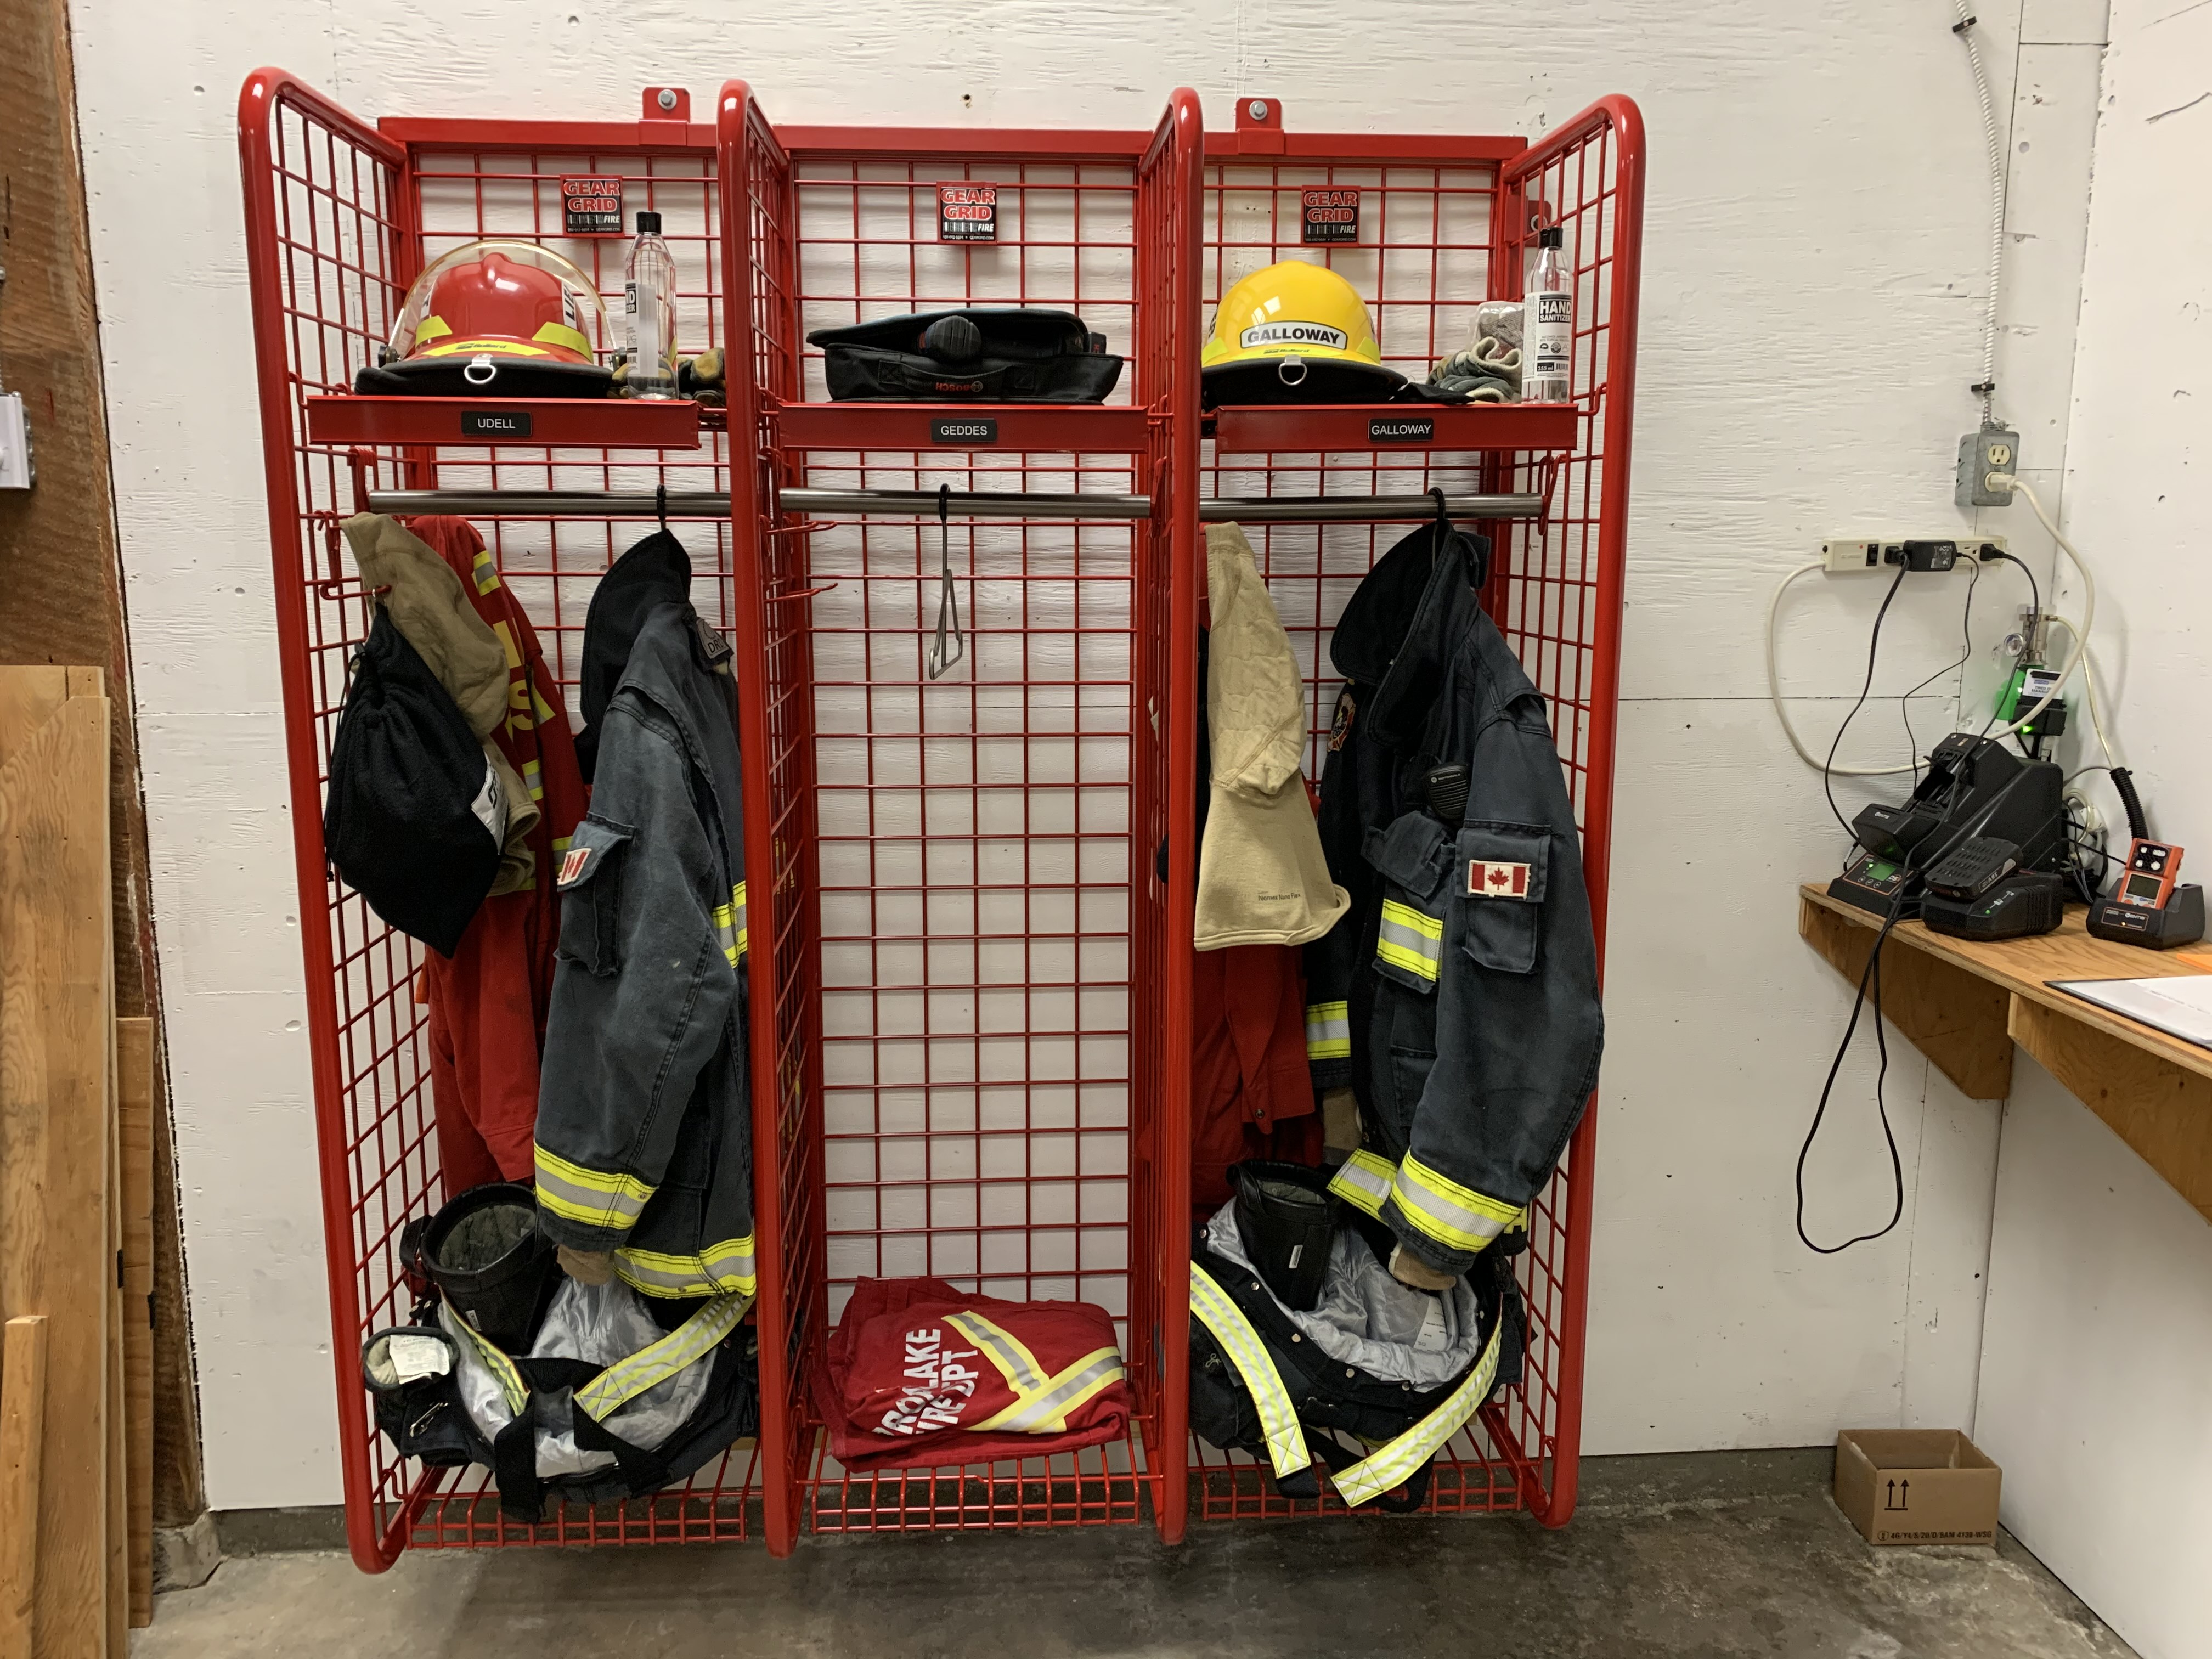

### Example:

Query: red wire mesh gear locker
xmin=717 ymin=84 xmax=1204 ymax=1550
xmin=239 ymin=71 xmax=765 ymax=1570
xmin=1184 ymin=96 xmax=1643 ymax=1527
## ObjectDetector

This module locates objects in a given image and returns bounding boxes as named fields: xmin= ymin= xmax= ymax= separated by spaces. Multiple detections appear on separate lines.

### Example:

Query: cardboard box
xmin=1833 ymin=1429 xmax=2001 ymax=1546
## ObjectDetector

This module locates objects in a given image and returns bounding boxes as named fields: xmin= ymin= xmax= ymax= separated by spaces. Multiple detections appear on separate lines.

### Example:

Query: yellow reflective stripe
xmin=1305 ymin=1000 xmax=1351 ymax=1060
xmin=532 ymin=319 xmax=594 ymax=357
xmin=946 ymin=1310 xmax=1050 ymax=1396
xmin=532 ymin=1143 xmax=654 ymax=1230
xmin=1390 ymin=1154 xmax=1524 ymax=1254
xmin=574 ymin=1290 xmax=749 ymax=1421
xmin=551 ymin=834 xmax=573 ymax=855
xmin=531 ymin=682 xmax=557 ymax=724
xmin=1189 ymin=1263 xmax=1310 ymax=1481
xmin=1331 ymin=1313 xmax=1504 ymax=1508
xmin=522 ymin=758 xmax=544 ymax=801
xmin=444 ymin=1297 xmax=528 ymax=1417
xmin=731 ymin=881 xmax=748 ymax=958
xmin=471 ymin=547 xmax=501 ymax=596
xmin=1327 ymin=1149 xmax=1396 ymax=1221
xmin=1377 ymin=900 xmax=1443 ymax=981
xmin=613 ymin=1235 xmax=758 ymax=1299
xmin=972 ymin=1347 xmax=1125 ymax=1435
xmin=712 ymin=900 xmax=740 ymax=967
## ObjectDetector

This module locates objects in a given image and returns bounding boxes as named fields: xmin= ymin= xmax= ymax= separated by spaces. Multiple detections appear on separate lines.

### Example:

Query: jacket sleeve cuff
xmin=534 ymin=1207 xmax=634 ymax=1255
xmin=1380 ymin=1152 xmax=1523 ymax=1277
xmin=532 ymin=1143 xmax=652 ymax=1254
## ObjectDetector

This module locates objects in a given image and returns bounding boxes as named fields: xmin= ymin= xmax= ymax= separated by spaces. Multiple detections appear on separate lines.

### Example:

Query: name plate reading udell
xmin=462 ymin=410 xmax=533 ymax=439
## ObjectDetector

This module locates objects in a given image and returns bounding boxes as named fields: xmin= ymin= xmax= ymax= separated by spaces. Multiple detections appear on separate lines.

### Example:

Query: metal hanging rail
xmin=361 ymin=487 xmax=1547 ymax=523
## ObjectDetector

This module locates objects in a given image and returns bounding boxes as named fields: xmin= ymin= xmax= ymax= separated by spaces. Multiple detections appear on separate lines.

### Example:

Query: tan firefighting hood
xmin=1195 ymin=523 xmax=1351 ymax=950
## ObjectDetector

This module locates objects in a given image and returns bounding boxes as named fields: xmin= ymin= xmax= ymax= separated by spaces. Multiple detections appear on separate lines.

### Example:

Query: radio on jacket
xmin=1302 ymin=518 xmax=1605 ymax=1278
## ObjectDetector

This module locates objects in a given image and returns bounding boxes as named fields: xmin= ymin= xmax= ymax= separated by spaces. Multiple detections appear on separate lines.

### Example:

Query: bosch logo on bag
xmin=1239 ymin=321 xmax=1350 ymax=352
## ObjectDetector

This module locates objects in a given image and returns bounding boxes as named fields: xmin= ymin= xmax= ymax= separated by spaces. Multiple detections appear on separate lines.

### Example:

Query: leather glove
xmin=1388 ymin=1242 xmax=1460 ymax=1293
xmin=557 ymin=1246 xmax=617 ymax=1285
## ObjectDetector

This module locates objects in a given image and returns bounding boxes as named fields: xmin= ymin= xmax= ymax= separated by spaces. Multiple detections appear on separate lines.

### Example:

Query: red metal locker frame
xmin=238 ymin=69 xmax=766 ymax=1571
xmin=1182 ymin=94 xmax=1642 ymax=1528
xmin=716 ymin=85 xmax=1204 ymax=1550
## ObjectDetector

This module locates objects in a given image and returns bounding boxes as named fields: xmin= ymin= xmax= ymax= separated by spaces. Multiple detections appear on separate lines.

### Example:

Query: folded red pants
xmin=815 ymin=1277 xmax=1131 ymax=1471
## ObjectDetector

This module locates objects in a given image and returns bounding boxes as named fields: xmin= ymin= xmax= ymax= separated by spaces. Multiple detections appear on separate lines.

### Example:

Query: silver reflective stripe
xmin=614 ymin=1235 xmax=758 ymax=1298
xmin=1189 ymin=1263 xmax=1310 ymax=1481
xmin=974 ymin=1348 xmax=1126 ymax=1434
xmin=574 ymin=1291 xmax=749 ymax=1422
xmin=947 ymin=1310 xmax=1048 ymax=1394
xmin=445 ymin=1297 xmax=528 ymax=1417
xmin=1327 ymin=1150 xmax=1396 ymax=1220
xmin=532 ymin=1148 xmax=651 ymax=1230
xmin=1389 ymin=1154 xmax=1522 ymax=1255
xmin=1376 ymin=898 xmax=1443 ymax=982
xmin=1304 ymin=1000 xmax=1351 ymax=1059
xmin=1330 ymin=1309 xmax=1504 ymax=1508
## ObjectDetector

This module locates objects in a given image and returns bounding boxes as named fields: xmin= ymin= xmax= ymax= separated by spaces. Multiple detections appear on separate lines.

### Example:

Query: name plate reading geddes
xmin=462 ymin=410 xmax=533 ymax=439
xmin=1368 ymin=416 xmax=1435 ymax=443
xmin=931 ymin=416 xmax=999 ymax=445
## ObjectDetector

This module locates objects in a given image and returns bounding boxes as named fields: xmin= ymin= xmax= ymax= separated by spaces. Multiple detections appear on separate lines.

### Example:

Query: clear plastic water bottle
xmin=624 ymin=211 xmax=678 ymax=399
xmin=1522 ymin=225 xmax=1573 ymax=403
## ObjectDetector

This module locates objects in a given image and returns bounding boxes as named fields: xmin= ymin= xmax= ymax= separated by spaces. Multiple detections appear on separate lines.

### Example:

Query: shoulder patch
xmin=1466 ymin=860 xmax=1532 ymax=899
xmin=557 ymin=845 xmax=594 ymax=888
xmin=1328 ymin=689 xmax=1357 ymax=752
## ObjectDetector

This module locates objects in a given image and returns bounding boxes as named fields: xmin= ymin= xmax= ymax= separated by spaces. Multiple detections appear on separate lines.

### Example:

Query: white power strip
xmin=1819 ymin=532 xmax=2007 ymax=574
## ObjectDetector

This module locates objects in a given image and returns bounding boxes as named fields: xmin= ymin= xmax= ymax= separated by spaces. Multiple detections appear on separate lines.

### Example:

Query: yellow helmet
xmin=1200 ymin=260 xmax=1407 ymax=404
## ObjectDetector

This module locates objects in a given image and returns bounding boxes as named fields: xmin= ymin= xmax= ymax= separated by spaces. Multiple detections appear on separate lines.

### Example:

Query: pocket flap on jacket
xmin=556 ymin=816 xmax=633 ymax=890
xmin=1456 ymin=822 xmax=1550 ymax=905
xmin=1364 ymin=812 xmax=1454 ymax=903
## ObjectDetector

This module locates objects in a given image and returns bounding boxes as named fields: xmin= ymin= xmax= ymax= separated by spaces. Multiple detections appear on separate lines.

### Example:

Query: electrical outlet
xmin=1821 ymin=532 xmax=2007 ymax=573
xmin=0 ymin=393 xmax=32 ymax=490
xmin=1955 ymin=424 xmax=2019 ymax=509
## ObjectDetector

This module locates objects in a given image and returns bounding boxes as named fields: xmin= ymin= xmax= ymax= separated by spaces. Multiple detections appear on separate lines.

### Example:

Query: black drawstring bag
xmin=323 ymin=610 xmax=503 ymax=956
xmin=806 ymin=309 xmax=1122 ymax=403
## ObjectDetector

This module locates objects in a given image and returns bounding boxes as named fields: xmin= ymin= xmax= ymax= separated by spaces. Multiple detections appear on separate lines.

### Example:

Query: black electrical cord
xmin=1797 ymin=884 xmax=1910 ymax=1255
xmin=1901 ymin=554 xmax=1983 ymax=783
xmin=1975 ymin=543 xmax=2040 ymax=622
xmin=1822 ymin=561 xmax=1912 ymax=839
xmin=1799 ymin=756 xmax=1982 ymax=1256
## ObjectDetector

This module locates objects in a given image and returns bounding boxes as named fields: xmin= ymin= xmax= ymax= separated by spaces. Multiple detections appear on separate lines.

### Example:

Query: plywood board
xmin=0 ymin=1316 xmax=49 ymax=1659
xmin=0 ymin=681 xmax=112 ymax=1659
xmin=0 ymin=0 xmax=200 ymax=1528
xmin=116 ymin=1022 xmax=153 ymax=1629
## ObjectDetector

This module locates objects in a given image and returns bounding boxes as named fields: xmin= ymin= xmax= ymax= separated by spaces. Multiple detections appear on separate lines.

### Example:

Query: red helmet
xmin=390 ymin=241 xmax=606 ymax=364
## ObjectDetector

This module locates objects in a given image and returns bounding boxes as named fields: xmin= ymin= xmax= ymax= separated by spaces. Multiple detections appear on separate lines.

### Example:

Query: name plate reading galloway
xmin=462 ymin=410 xmax=533 ymax=439
xmin=1368 ymin=415 xmax=1435 ymax=443
xmin=930 ymin=416 xmax=1000 ymax=444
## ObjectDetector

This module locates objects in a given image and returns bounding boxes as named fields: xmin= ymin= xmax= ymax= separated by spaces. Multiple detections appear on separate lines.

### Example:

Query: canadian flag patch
xmin=1468 ymin=860 xmax=1532 ymax=899
xmin=557 ymin=845 xmax=592 ymax=888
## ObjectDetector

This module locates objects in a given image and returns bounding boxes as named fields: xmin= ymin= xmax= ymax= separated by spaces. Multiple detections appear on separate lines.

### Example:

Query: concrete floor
xmin=134 ymin=1454 xmax=2136 ymax=1659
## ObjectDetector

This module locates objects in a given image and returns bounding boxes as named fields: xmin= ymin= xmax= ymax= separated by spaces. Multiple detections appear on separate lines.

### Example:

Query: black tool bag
xmin=806 ymin=309 xmax=1123 ymax=403
xmin=1188 ymin=1215 xmax=1527 ymax=1511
